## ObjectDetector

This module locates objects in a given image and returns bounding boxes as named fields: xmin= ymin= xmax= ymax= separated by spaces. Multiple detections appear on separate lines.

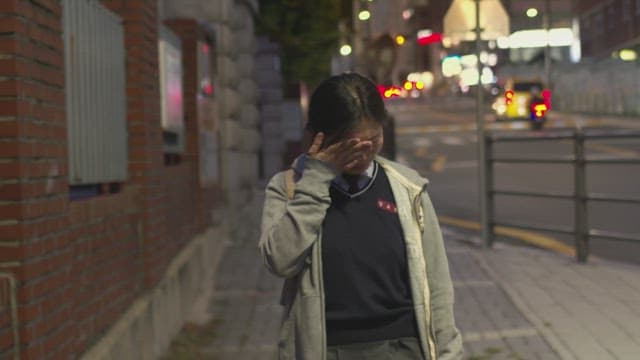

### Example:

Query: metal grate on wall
xmin=63 ymin=0 xmax=127 ymax=185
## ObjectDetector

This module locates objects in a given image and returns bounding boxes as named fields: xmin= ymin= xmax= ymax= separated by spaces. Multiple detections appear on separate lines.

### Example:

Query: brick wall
xmin=0 ymin=0 xmax=70 ymax=358
xmin=0 ymin=1 xmax=222 ymax=358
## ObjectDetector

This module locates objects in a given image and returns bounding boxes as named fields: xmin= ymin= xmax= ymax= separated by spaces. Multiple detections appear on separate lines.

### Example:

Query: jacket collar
xmin=375 ymin=155 xmax=428 ymax=190
xmin=290 ymin=154 xmax=428 ymax=190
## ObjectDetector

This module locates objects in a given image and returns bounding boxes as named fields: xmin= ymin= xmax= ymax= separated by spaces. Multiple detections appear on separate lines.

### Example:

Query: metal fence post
xmin=574 ymin=129 xmax=589 ymax=262
xmin=485 ymin=133 xmax=495 ymax=247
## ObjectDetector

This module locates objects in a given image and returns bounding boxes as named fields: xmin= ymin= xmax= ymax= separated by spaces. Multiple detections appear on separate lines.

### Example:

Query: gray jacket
xmin=259 ymin=155 xmax=463 ymax=360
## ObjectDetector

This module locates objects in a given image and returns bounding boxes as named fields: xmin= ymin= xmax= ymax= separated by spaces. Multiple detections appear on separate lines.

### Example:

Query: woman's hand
xmin=307 ymin=132 xmax=373 ymax=173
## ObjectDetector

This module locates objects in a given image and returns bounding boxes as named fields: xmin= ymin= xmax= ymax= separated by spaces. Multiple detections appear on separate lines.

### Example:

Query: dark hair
xmin=306 ymin=73 xmax=386 ymax=144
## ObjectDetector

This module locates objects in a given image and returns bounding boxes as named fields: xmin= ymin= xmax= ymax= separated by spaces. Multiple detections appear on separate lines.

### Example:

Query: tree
xmin=257 ymin=0 xmax=351 ymax=92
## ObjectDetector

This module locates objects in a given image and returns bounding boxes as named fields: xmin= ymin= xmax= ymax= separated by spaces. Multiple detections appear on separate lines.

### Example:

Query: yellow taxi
xmin=492 ymin=78 xmax=551 ymax=120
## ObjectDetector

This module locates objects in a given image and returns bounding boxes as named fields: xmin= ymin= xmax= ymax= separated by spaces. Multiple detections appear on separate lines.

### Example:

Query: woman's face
xmin=341 ymin=120 xmax=384 ymax=175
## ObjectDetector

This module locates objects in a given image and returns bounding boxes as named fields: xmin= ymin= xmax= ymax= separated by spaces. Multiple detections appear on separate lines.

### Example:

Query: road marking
xmin=440 ymin=160 xmax=478 ymax=169
xmin=584 ymin=142 xmax=639 ymax=157
xmin=462 ymin=327 xmax=540 ymax=342
xmin=413 ymin=138 xmax=432 ymax=147
xmin=438 ymin=215 xmax=576 ymax=257
xmin=441 ymin=136 xmax=465 ymax=146
xmin=431 ymin=154 xmax=447 ymax=173
xmin=414 ymin=146 xmax=429 ymax=158
xmin=452 ymin=280 xmax=496 ymax=288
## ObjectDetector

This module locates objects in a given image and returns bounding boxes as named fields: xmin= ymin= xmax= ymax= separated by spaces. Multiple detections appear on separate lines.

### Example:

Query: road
xmin=387 ymin=96 xmax=640 ymax=265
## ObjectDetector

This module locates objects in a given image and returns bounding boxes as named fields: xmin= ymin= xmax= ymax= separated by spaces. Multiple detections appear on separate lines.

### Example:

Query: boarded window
xmin=63 ymin=0 xmax=127 ymax=185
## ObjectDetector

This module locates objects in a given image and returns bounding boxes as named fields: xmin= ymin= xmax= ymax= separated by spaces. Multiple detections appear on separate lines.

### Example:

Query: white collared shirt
xmin=332 ymin=161 xmax=377 ymax=194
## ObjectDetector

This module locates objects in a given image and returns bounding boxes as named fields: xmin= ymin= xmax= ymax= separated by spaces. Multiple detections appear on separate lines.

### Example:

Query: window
xmin=63 ymin=0 xmax=127 ymax=187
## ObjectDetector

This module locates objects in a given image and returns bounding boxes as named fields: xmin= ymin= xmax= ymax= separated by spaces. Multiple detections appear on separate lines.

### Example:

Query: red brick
xmin=31 ymin=0 xmax=62 ymax=16
xmin=18 ymin=301 xmax=42 ymax=324
xmin=22 ymin=341 xmax=44 ymax=359
xmin=0 ymin=243 xmax=22 ymax=261
xmin=0 ymin=120 xmax=21 ymax=138
xmin=43 ymin=323 xmax=72 ymax=357
xmin=0 ymin=0 xmax=19 ymax=13
xmin=0 ymin=202 xmax=22 ymax=220
xmin=0 ymin=16 xmax=27 ymax=34
xmin=0 ymin=37 xmax=18 ymax=55
xmin=24 ymin=197 xmax=65 ymax=219
xmin=0 ymin=182 xmax=24 ymax=201
xmin=23 ymin=269 xmax=68 ymax=300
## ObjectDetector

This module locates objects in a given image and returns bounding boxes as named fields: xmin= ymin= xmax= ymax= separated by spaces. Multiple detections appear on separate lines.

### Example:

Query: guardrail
xmin=484 ymin=128 xmax=640 ymax=262
xmin=0 ymin=272 xmax=19 ymax=359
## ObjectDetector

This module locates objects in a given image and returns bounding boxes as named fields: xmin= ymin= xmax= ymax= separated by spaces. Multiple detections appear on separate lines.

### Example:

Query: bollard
xmin=574 ymin=130 xmax=589 ymax=262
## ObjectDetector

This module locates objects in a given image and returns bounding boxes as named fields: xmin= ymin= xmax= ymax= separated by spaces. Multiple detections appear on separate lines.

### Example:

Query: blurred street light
xmin=402 ymin=8 xmax=414 ymax=20
xmin=340 ymin=44 xmax=353 ymax=56
xmin=395 ymin=35 xmax=405 ymax=45
xmin=526 ymin=8 xmax=539 ymax=18
xmin=358 ymin=10 xmax=371 ymax=21
xmin=619 ymin=49 xmax=638 ymax=61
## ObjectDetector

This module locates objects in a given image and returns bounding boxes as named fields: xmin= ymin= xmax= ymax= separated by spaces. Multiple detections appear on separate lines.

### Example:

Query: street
xmin=387 ymin=97 xmax=640 ymax=265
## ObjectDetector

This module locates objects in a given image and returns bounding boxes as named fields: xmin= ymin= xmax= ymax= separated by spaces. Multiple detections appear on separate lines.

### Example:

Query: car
xmin=492 ymin=78 xmax=551 ymax=121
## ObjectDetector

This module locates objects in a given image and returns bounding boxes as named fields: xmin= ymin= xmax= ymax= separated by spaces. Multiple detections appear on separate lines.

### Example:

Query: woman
xmin=259 ymin=73 xmax=462 ymax=360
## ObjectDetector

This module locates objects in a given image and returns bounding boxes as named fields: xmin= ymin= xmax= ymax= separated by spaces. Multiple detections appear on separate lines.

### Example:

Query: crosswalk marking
xmin=462 ymin=327 xmax=540 ymax=342
xmin=453 ymin=280 xmax=497 ymax=288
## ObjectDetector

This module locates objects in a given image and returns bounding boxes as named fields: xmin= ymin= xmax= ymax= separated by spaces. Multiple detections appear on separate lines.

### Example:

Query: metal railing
xmin=484 ymin=128 xmax=640 ymax=262
xmin=0 ymin=272 xmax=19 ymax=359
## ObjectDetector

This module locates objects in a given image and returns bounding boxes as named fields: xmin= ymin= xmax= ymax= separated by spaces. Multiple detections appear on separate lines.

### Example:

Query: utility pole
xmin=475 ymin=0 xmax=490 ymax=247
xmin=544 ymin=0 xmax=551 ymax=86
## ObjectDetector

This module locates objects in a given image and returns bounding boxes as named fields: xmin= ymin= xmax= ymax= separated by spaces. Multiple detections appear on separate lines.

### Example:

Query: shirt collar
xmin=333 ymin=161 xmax=376 ymax=192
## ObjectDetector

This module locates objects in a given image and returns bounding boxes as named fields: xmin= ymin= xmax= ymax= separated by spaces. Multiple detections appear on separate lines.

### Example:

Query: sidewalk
xmin=161 ymin=190 xmax=640 ymax=360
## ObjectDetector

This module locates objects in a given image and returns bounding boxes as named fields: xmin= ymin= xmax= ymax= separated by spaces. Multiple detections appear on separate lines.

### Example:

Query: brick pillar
xmin=100 ymin=0 xmax=167 ymax=287
xmin=0 ymin=0 xmax=72 ymax=358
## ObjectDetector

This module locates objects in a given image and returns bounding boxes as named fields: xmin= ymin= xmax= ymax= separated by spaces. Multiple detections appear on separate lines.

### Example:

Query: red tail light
xmin=505 ymin=90 xmax=514 ymax=105
xmin=533 ymin=103 xmax=548 ymax=117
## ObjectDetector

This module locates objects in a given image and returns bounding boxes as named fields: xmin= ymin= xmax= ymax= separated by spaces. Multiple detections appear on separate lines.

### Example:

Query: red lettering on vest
xmin=377 ymin=199 xmax=398 ymax=214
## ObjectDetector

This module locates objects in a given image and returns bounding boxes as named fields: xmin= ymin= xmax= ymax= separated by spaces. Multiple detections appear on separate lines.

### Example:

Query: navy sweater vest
xmin=322 ymin=163 xmax=419 ymax=346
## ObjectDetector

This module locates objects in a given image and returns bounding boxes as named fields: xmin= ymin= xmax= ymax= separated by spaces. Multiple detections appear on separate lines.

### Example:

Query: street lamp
xmin=358 ymin=10 xmax=371 ymax=21
xmin=526 ymin=8 xmax=539 ymax=18
xmin=340 ymin=44 xmax=353 ymax=56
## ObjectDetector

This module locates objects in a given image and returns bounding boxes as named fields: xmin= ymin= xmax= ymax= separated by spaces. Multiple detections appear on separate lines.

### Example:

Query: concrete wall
xmin=256 ymin=38 xmax=286 ymax=179
xmin=162 ymin=0 xmax=261 ymax=203
xmin=79 ymin=224 xmax=229 ymax=360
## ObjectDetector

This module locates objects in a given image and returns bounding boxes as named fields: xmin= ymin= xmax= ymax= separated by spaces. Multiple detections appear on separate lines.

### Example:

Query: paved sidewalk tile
xmin=444 ymin=226 xmax=640 ymax=360
xmin=162 ymin=192 xmax=281 ymax=360
xmin=444 ymin=228 xmax=561 ymax=360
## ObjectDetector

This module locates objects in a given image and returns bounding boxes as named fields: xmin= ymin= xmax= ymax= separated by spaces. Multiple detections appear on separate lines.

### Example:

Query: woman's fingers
xmin=308 ymin=132 xmax=324 ymax=155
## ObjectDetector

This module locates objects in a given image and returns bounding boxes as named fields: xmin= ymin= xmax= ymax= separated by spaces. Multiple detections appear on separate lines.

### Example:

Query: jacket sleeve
xmin=421 ymin=190 xmax=463 ymax=359
xmin=258 ymin=157 xmax=337 ymax=279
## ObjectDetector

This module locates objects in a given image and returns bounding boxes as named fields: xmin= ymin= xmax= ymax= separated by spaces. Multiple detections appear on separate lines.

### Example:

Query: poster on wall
xmin=197 ymin=40 xmax=220 ymax=186
xmin=159 ymin=26 xmax=184 ymax=153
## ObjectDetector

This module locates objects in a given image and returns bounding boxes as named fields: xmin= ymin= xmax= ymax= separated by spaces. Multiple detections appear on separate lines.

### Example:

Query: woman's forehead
xmin=346 ymin=120 xmax=382 ymax=136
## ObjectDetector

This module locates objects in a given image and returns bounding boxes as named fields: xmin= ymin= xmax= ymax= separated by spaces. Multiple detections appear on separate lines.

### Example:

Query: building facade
xmin=576 ymin=0 xmax=640 ymax=59
xmin=0 ymin=0 xmax=261 ymax=358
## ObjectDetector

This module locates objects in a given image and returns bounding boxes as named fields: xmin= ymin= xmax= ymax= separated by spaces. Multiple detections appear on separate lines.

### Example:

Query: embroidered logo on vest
xmin=377 ymin=199 xmax=398 ymax=214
